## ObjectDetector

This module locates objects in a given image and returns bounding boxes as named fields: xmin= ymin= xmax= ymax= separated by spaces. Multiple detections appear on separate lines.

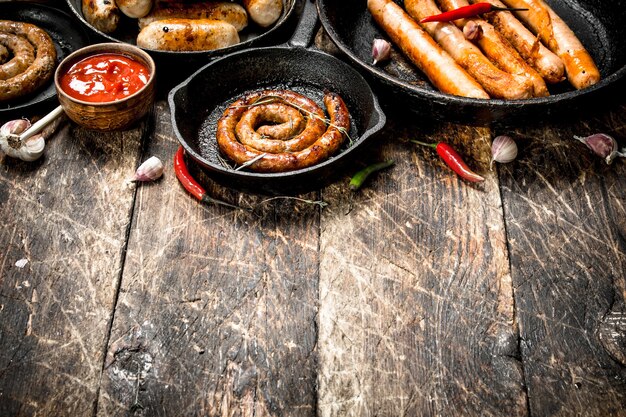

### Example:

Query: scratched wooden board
xmin=96 ymin=101 xmax=320 ymax=416
xmin=317 ymin=117 xmax=527 ymax=416
xmin=0 ymin=117 xmax=145 ymax=415
xmin=499 ymin=106 xmax=626 ymax=416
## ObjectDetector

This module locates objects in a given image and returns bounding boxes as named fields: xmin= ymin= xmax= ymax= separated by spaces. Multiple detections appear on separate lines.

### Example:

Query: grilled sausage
xmin=82 ymin=0 xmax=120 ymax=33
xmin=243 ymin=0 xmax=283 ymax=28
xmin=0 ymin=44 xmax=8 ymax=64
xmin=217 ymin=90 xmax=350 ymax=173
xmin=405 ymin=0 xmax=533 ymax=99
xmin=0 ymin=21 xmax=56 ymax=102
xmin=468 ymin=0 xmax=564 ymax=84
xmin=137 ymin=18 xmax=239 ymax=51
xmin=368 ymin=0 xmax=488 ymax=99
xmin=0 ymin=32 xmax=35 ymax=81
xmin=117 ymin=0 xmax=153 ymax=18
xmin=500 ymin=0 xmax=600 ymax=89
xmin=438 ymin=0 xmax=548 ymax=97
xmin=138 ymin=1 xmax=247 ymax=32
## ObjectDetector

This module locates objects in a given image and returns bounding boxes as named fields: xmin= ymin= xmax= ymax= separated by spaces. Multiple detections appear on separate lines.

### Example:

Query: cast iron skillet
xmin=318 ymin=0 xmax=626 ymax=125
xmin=168 ymin=0 xmax=386 ymax=195
xmin=0 ymin=2 xmax=90 ymax=119
xmin=65 ymin=0 xmax=299 ymax=65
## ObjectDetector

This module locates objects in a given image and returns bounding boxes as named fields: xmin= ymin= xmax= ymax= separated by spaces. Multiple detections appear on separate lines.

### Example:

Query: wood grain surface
xmin=0 ymin=116 xmax=146 ymax=416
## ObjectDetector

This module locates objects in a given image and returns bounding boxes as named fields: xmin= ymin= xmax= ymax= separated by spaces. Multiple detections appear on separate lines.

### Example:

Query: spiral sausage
xmin=0 ymin=21 xmax=57 ymax=103
xmin=0 ymin=32 xmax=35 ymax=80
xmin=0 ymin=44 xmax=8 ymax=64
xmin=217 ymin=90 xmax=351 ymax=173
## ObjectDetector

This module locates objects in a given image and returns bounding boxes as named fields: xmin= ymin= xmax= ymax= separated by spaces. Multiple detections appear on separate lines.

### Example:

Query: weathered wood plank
xmin=0 ymin=114 xmax=145 ymax=415
xmin=500 ymin=107 xmax=626 ymax=416
xmin=96 ymin=101 xmax=320 ymax=416
xmin=317 ymin=118 xmax=527 ymax=416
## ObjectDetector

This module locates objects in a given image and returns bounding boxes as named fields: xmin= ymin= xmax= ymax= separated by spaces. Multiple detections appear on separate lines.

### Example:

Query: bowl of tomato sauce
xmin=55 ymin=43 xmax=155 ymax=131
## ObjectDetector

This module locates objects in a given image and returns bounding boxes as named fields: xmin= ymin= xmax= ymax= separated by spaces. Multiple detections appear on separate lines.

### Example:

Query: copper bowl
xmin=54 ymin=43 xmax=156 ymax=131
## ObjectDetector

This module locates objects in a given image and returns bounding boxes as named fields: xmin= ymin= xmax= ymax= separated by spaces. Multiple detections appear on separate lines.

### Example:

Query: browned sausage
xmin=137 ymin=18 xmax=239 ymax=51
xmin=500 ymin=0 xmax=600 ymax=89
xmin=138 ymin=1 xmax=247 ymax=31
xmin=243 ymin=0 xmax=283 ymax=28
xmin=367 ymin=0 xmax=488 ymax=99
xmin=217 ymin=90 xmax=351 ymax=173
xmin=0 ymin=44 xmax=9 ymax=64
xmin=82 ymin=0 xmax=120 ymax=34
xmin=235 ymin=102 xmax=323 ymax=152
xmin=438 ymin=0 xmax=548 ymax=97
xmin=405 ymin=0 xmax=533 ymax=99
xmin=117 ymin=0 xmax=153 ymax=18
xmin=0 ymin=21 xmax=56 ymax=102
xmin=0 ymin=32 xmax=35 ymax=81
xmin=468 ymin=0 xmax=564 ymax=84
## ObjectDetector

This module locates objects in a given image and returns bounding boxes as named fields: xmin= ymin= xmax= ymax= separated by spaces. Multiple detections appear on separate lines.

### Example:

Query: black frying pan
xmin=0 ymin=2 xmax=89 ymax=119
xmin=318 ymin=0 xmax=626 ymax=125
xmin=65 ymin=0 xmax=299 ymax=66
xmin=168 ymin=0 xmax=386 ymax=195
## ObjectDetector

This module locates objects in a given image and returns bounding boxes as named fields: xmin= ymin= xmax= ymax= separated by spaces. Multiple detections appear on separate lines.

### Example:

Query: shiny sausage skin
xmin=438 ymin=0 xmax=547 ymax=97
xmin=0 ymin=21 xmax=56 ymax=102
xmin=217 ymin=90 xmax=351 ymax=173
xmin=235 ymin=102 xmax=323 ymax=152
xmin=468 ymin=0 xmax=564 ymax=84
xmin=82 ymin=0 xmax=120 ymax=33
xmin=243 ymin=0 xmax=283 ymax=28
xmin=500 ymin=0 xmax=600 ymax=89
xmin=117 ymin=0 xmax=153 ymax=18
xmin=138 ymin=1 xmax=247 ymax=31
xmin=137 ymin=18 xmax=239 ymax=51
xmin=367 ymin=0 xmax=488 ymax=99
xmin=405 ymin=0 xmax=533 ymax=99
xmin=0 ymin=33 xmax=35 ymax=81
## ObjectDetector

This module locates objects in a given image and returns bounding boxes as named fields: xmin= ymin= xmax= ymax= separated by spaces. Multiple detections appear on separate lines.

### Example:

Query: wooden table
xmin=1 ymin=5 xmax=626 ymax=416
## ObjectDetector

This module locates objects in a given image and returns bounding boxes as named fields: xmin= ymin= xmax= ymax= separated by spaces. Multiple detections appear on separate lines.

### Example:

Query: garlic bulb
xmin=491 ymin=135 xmax=518 ymax=168
xmin=133 ymin=156 xmax=164 ymax=182
xmin=0 ymin=119 xmax=46 ymax=162
xmin=372 ymin=39 xmax=391 ymax=65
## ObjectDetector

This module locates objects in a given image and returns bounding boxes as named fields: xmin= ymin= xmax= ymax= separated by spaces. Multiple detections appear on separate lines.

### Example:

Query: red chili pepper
xmin=174 ymin=146 xmax=247 ymax=210
xmin=419 ymin=2 xmax=528 ymax=23
xmin=412 ymin=140 xmax=485 ymax=182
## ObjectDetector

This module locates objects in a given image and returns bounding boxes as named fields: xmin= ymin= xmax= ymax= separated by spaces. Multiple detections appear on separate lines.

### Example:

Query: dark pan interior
xmin=0 ymin=2 xmax=89 ymax=118
xmin=65 ymin=0 xmax=297 ymax=65
xmin=169 ymin=46 xmax=385 ymax=194
xmin=318 ymin=0 xmax=626 ymax=125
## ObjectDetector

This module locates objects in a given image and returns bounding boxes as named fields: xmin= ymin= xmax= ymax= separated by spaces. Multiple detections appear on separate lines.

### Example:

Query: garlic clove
xmin=1 ymin=119 xmax=31 ymax=137
xmin=372 ymin=38 xmax=391 ymax=65
xmin=133 ymin=156 xmax=164 ymax=182
xmin=463 ymin=20 xmax=483 ymax=41
xmin=491 ymin=135 xmax=518 ymax=168
xmin=574 ymin=133 xmax=621 ymax=164
xmin=18 ymin=134 xmax=46 ymax=162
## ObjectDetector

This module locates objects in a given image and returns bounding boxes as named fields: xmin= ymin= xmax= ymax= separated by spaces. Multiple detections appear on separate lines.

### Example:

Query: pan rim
xmin=168 ymin=45 xmax=387 ymax=179
xmin=317 ymin=0 xmax=626 ymax=108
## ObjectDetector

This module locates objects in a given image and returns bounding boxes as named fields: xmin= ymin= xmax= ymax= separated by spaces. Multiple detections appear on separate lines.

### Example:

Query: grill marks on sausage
xmin=0 ymin=21 xmax=57 ymax=102
xmin=216 ymin=90 xmax=351 ymax=173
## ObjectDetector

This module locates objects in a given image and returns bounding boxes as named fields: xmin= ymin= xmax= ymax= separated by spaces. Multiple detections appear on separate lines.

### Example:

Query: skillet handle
xmin=288 ymin=0 xmax=319 ymax=48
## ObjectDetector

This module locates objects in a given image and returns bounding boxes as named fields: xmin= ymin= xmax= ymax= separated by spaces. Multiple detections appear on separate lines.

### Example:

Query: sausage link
xmin=243 ymin=0 xmax=283 ymax=28
xmin=217 ymin=90 xmax=351 ymax=173
xmin=0 ymin=44 xmax=9 ymax=64
xmin=468 ymin=0 xmax=564 ymax=83
xmin=0 ymin=21 xmax=56 ymax=102
xmin=235 ymin=102 xmax=324 ymax=152
xmin=405 ymin=0 xmax=533 ymax=99
xmin=0 ymin=32 xmax=35 ymax=81
xmin=500 ymin=0 xmax=600 ymax=89
xmin=117 ymin=0 xmax=153 ymax=18
xmin=138 ymin=1 xmax=247 ymax=31
xmin=438 ymin=0 xmax=548 ymax=97
xmin=82 ymin=0 xmax=120 ymax=34
xmin=137 ymin=18 xmax=239 ymax=51
xmin=368 ymin=0 xmax=488 ymax=99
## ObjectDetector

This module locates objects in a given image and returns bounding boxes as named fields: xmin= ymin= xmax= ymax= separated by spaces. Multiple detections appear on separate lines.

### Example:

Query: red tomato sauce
xmin=59 ymin=53 xmax=150 ymax=103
